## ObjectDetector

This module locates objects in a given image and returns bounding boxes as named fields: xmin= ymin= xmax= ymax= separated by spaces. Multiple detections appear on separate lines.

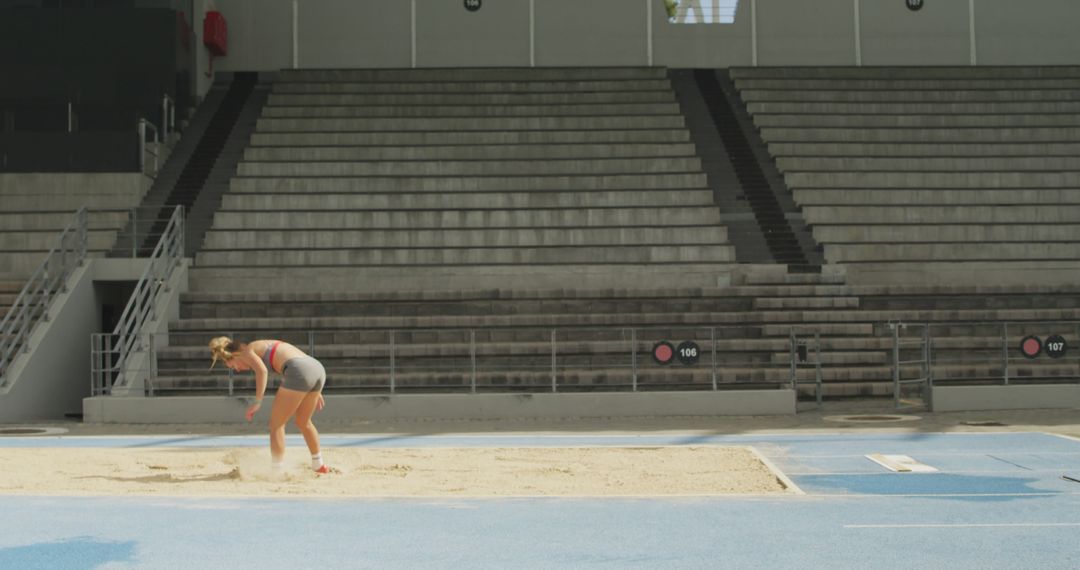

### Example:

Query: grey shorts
xmin=280 ymin=356 xmax=326 ymax=393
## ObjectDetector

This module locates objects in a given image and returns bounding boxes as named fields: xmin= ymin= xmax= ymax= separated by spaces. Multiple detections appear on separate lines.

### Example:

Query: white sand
xmin=0 ymin=446 xmax=789 ymax=497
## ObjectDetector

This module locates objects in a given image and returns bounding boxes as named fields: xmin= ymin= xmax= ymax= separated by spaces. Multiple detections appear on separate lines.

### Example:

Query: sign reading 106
xmin=464 ymin=0 xmax=482 ymax=12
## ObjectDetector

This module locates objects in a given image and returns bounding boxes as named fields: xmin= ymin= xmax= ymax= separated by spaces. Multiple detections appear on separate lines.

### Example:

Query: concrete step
xmin=742 ymin=270 xmax=846 ymax=286
xmin=201 ymin=226 xmax=729 ymax=250
xmin=256 ymin=115 xmax=687 ymax=132
xmin=186 ymin=266 xmax=740 ymax=293
xmin=220 ymin=190 xmax=715 ymax=210
xmin=770 ymin=142 xmax=1080 ymax=157
xmin=229 ymin=173 xmax=708 ymax=192
xmin=747 ymin=101 xmax=1080 ymax=115
xmin=209 ymin=208 xmax=723 ymax=230
xmin=251 ymin=130 xmax=691 ymax=146
xmin=180 ymin=295 xmax=752 ymax=320
xmin=0 ymin=251 xmax=104 ymax=276
xmin=793 ymin=188 xmax=1080 ymax=206
xmin=740 ymin=89 xmax=1080 ymax=103
xmin=752 ymin=296 xmax=859 ymax=310
xmin=812 ymin=225 xmax=1080 ymax=243
xmin=803 ymin=205 xmax=1080 ymax=224
xmin=243 ymin=143 xmax=698 ymax=162
xmin=272 ymin=79 xmax=672 ymax=94
xmin=0 ymin=229 xmax=117 ymax=251
xmin=276 ymin=68 xmax=669 ymax=82
xmin=261 ymin=102 xmax=682 ymax=118
xmin=235 ymin=157 xmax=701 ymax=177
xmin=777 ymin=156 xmax=1080 ymax=172
xmin=173 ymin=283 xmax=1079 ymax=305
xmin=787 ymin=171 xmax=1080 ymax=189
xmin=0 ymin=194 xmax=141 ymax=211
xmin=823 ymin=243 xmax=1080 ymax=263
xmin=768 ymin=351 xmax=888 ymax=366
xmin=729 ymin=67 xmax=1080 ymax=80
xmin=734 ymin=78 xmax=1080 ymax=90
xmin=760 ymin=127 xmax=1080 ymax=144
xmin=147 ymin=367 xmax=804 ymax=392
xmin=0 ymin=211 xmax=129 ymax=231
xmin=169 ymin=307 xmax=1077 ymax=338
xmin=754 ymin=114 xmax=1080 ymax=129
xmin=267 ymin=91 xmax=677 ymax=106
xmin=194 ymin=245 xmax=737 ymax=267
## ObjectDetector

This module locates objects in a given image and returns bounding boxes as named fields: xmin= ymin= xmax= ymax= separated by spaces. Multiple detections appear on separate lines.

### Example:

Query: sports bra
xmin=262 ymin=341 xmax=281 ymax=372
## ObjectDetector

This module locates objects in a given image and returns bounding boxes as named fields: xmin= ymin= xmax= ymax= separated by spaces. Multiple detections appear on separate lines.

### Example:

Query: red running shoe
xmin=315 ymin=464 xmax=330 ymax=474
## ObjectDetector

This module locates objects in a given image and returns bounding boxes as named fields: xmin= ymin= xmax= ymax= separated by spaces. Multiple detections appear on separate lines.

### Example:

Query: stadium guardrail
xmin=0 ymin=208 xmax=88 ymax=387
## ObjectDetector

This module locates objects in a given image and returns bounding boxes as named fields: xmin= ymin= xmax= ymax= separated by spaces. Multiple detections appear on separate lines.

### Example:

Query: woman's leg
xmin=268 ymin=387 xmax=307 ymax=463
xmin=293 ymin=390 xmax=323 ymax=458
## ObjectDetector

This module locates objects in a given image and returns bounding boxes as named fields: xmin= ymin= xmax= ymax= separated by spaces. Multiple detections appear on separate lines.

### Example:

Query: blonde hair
xmin=208 ymin=336 xmax=243 ymax=368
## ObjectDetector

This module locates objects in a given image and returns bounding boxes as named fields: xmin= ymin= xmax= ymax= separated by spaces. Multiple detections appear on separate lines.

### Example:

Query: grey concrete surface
xmin=9 ymin=399 xmax=1077 ymax=440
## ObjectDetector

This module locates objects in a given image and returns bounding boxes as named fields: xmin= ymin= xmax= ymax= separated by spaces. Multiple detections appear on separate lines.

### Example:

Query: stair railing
xmin=90 ymin=206 xmax=184 ymax=395
xmin=0 ymin=208 xmax=88 ymax=388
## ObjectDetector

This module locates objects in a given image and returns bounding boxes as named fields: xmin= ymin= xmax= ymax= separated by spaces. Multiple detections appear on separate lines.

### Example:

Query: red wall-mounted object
xmin=203 ymin=11 xmax=228 ymax=57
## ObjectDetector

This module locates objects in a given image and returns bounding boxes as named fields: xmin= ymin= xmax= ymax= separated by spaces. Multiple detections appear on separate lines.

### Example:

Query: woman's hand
xmin=245 ymin=400 xmax=262 ymax=422
xmin=316 ymin=393 xmax=325 ymax=412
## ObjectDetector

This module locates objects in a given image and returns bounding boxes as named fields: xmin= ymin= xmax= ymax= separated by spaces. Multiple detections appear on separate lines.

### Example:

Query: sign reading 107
xmin=464 ymin=0 xmax=482 ymax=12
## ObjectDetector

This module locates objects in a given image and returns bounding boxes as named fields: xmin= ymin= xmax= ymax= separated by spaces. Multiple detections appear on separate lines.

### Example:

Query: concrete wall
xmin=0 ymin=257 xmax=188 ymax=420
xmin=0 ymin=265 xmax=96 ymax=421
xmin=0 ymin=173 xmax=150 ymax=200
xmin=933 ymin=384 xmax=1080 ymax=412
xmin=84 ymin=389 xmax=796 ymax=423
xmin=187 ymin=0 xmax=1079 ymax=88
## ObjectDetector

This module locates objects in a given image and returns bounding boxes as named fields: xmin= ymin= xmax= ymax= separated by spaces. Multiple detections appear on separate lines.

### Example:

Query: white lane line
xmin=1046 ymin=433 xmax=1080 ymax=444
xmin=846 ymin=523 xmax=1080 ymax=529
xmin=784 ymin=469 xmax=1080 ymax=475
xmin=747 ymin=446 xmax=805 ymax=495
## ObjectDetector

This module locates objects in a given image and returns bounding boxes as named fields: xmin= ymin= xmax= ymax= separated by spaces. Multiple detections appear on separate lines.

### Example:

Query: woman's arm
xmin=244 ymin=349 xmax=269 ymax=421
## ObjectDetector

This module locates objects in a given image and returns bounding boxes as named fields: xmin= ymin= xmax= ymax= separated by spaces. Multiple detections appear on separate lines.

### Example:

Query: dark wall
xmin=0 ymin=131 xmax=139 ymax=171
xmin=0 ymin=5 xmax=192 ymax=171
xmin=0 ymin=7 xmax=193 ymax=127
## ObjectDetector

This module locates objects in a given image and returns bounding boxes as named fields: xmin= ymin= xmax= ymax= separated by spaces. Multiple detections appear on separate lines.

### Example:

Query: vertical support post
xmin=710 ymin=327 xmax=717 ymax=391
xmin=925 ymin=325 xmax=934 ymax=410
xmin=853 ymin=0 xmax=862 ymax=66
xmin=530 ymin=0 xmax=536 ymax=67
xmin=292 ymin=0 xmax=299 ymax=69
xmin=410 ymin=0 xmax=417 ymax=69
xmin=550 ymin=329 xmax=557 ymax=393
xmin=814 ymin=332 xmax=822 ymax=406
xmin=969 ymin=0 xmax=977 ymax=66
xmin=645 ymin=0 xmax=653 ymax=66
xmin=308 ymin=330 xmax=314 ymax=356
xmin=631 ymin=328 xmax=638 ymax=392
xmin=90 ymin=334 xmax=98 ymax=395
xmin=389 ymin=330 xmax=396 ymax=394
xmin=131 ymin=207 xmax=138 ymax=258
xmin=67 ymin=102 xmax=73 ymax=133
xmin=178 ymin=205 xmax=186 ymax=261
xmin=38 ymin=258 xmax=49 ymax=324
xmin=788 ymin=329 xmax=796 ymax=388
xmin=921 ymin=325 xmax=929 ymax=396
xmin=469 ymin=329 xmax=476 ymax=394
xmin=892 ymin=323 xmax=900 ymax=408
xmin=138 ymin=118 xmax=146 ymax=174
xmin=750 ymin=0 xmax=757 ymax=66
xmin=1002 ymin=322 xmax=1010 ymax=385
xmin=227 ymin=331 xmax=234 ymax=395
xmin=161 ymin=95 xmax=168 ymax=139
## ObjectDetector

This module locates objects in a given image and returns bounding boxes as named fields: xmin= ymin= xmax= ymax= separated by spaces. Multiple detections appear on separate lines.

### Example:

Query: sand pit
xmin=0 ymin=446 xmax=792 ymax=497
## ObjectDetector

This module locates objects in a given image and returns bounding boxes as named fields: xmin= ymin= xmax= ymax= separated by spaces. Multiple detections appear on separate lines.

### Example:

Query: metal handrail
xmin=161 ymin=94 xmax=175 ymax=140
xmin=0 ymin=208 xmax=88 ymax=387
xmin=138 ymin=118 xmax=160 ymax=177
xmin=91 ymin=206 xmax=184 ymax=395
